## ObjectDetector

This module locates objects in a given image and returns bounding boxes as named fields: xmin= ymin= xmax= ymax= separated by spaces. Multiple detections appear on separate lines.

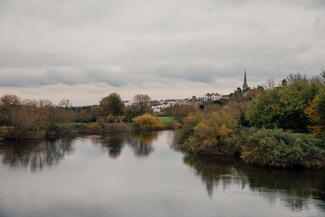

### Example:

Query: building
xmin=123 ymin=100 xmax=132 ymax=107
xmin=243 ymin=69 xmax=250 ymax=92
xmin=203 ymin=93 xmax=221 ymax=102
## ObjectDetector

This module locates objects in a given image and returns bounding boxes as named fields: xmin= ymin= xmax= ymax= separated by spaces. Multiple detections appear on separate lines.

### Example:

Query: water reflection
xmin=0 ymin=131 xmax=324 ymax=217
xmin=0 ymin=138 xmax=74 ymax=171
xmin=94 ymin=134 xmax=127 ymax=158
xmin=184 ymin=154 xmax=325 ymax=211
xmin=93 ymin=131 xmax=159 ymax=158
xmin=127 ymin=131 xmax=158 ymax=157
xmin=0 ymin=131 xmax=160 ymax=171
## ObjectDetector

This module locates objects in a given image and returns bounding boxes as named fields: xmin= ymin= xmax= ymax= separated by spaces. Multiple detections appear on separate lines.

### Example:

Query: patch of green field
xmin=158 ymin=116 xmax=176 ymax=126
xmin=57 ymin=122 xmax=95 ymax=129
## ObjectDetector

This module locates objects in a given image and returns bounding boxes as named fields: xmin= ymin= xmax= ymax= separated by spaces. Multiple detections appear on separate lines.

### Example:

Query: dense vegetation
xmin=247 ymin=74 xmax=322 ymax=131
xmin=238 ymin=128 xmax=325 ymax=168
xmin=0 ymin=93 xmax=177 ymax=140
xmin=176 ymin=72 xmax=325 ymax=168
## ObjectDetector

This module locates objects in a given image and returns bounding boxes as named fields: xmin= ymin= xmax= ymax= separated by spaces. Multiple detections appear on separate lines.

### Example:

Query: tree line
xmin=175 ymin=72 xmax=325 ymax=168
xmin=0 ymin=92 xmax=185 ymax=139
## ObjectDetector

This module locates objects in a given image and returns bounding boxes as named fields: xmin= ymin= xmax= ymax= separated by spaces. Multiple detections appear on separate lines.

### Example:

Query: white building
xmin=203 ymin=93 xmax=220 ymax=102
xmin=123 ymin=100 xmax=132 ymax=107
xmin=152 ymin=103 xmax=170 ymax=113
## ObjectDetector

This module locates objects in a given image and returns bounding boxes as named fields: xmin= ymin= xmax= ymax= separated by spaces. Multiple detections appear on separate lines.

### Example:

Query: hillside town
xmin=124 ymin=71 xmax=264 ymax=113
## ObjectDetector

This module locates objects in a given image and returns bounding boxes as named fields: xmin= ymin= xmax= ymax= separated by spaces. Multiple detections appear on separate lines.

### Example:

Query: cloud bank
xmin=0 ymin=0 xmax=324 ymax=104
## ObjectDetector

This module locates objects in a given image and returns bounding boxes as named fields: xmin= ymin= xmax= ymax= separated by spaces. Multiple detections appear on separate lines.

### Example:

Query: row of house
xmin=150 ymin=92 xmax=225 ymax=113
xmin=123 ymin=71 xmax=252 ymax=113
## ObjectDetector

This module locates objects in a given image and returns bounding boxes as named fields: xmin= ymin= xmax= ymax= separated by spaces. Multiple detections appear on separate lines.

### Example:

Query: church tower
xmin=243 ymin=69 xmax=249 ymax=92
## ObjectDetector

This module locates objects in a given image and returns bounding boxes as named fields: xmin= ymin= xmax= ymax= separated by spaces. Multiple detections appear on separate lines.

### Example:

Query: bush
xmin=305 ymin=86 xmax=325 ymax=136
xmin=175 ymin=103 xmax=242 ymax=155
xmin=102 ymin=123 xmax=132 ymax=133
xmin=238 ymin=128 xmax=325 ymax=168
xmin=82 ymin=123 xmax=103 ymax=134
xmin=247 ymin=75 xmax=321 ymax=131
xmin=133 ymin=114 xmax=163 ymax=130
xmin=165 ymin=104 xmax=198 ymax=122
xmin=0 ymin=126 xmax=13 ymax=139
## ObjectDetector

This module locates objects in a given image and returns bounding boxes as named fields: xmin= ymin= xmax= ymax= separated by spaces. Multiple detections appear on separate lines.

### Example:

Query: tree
xmin=100 ymin=93 xmax=125 ymax=116
xmin=133 ymin=94 xmax=152 ymax=114
xmin=38 ymin=100 xmax=64 ymax=132
xmin=133 ymin=114 xmax=162 ymax=129
xmin=124 ymin=94 xmax=153 ymax=121
xmin=0 ymin=95 xmax=21 ymax=127
xmin=247 ymin=75 xmax=322 ymax=130
xmin=165 ymin=104 xmax=198 ymax=123
xmin=305 ymin=86 xmax=325 ymax=135
xmin=59 ymin=99 xmax=72 ymax=108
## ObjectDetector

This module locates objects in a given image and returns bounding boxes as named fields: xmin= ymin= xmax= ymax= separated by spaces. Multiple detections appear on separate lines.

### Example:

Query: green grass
xmin=57 ymin=122 xmax=96 ymax=129
xmin=158 ymin=116 xmax=176 ymax=126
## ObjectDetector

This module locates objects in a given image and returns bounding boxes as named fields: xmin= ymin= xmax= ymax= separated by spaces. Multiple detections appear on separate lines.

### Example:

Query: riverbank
xmin=175 ymin=127 xmax=325 ymax=169
xmin=0 ymin=116 xmax=180 ymax=140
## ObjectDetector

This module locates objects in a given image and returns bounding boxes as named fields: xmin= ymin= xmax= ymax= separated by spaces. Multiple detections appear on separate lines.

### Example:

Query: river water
xmin=0 ymin=130 xmax=324 ymax=217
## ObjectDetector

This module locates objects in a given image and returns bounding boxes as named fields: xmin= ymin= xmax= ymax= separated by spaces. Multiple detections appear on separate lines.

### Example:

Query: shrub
xmin=305 ymin=86 xmax=325 ymax=136
xmin=82 ymin=123 xmax=103 ymax=134
xmin=102 ymin=123 xmax=132 ymax=133
xmin=186 ymin=112 xmax=237 ymax=154
xmin=0 ymin=126 xmax=13 ymax=139
xmin=133 ymin=114 xmax=163 ymax=130
xmin=238 ymin=128 xmax=325 ymax=168
xmin=247 ymin=75 xmax=321 ymax=130
xmin=175 ymin=104 xmax=241 ymax=155
xmin=165 ymin=104 xmax=198 ymax=122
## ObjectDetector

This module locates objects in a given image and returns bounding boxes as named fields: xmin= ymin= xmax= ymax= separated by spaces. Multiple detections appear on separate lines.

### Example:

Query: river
xmin=0 ymin=130 xmax=324 ymax=217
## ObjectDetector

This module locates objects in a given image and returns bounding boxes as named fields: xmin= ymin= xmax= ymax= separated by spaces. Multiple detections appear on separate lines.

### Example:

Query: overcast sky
xmin=0 ymin=0 xmax=324 ymax=105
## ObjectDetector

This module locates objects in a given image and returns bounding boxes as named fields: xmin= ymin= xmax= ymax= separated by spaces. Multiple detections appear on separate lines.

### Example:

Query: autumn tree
xmin=305 ymin=86 xmax=325 ymax=136
xmin=165 ymin=104 xmax=198 ymax=123
xmin=38 ymin=100 xmax=64 ymax=132
xmin=59 ymin=99 xmax=72 ymax=108
xmin=133 ymin=114 xmax=163 ymax=129
xmin=100 ymin=93 xmax=125 ymax=116
xmin=124 ymin=94 xmax=153 ymax=121
xmin=133 ymin=94 xmax=152 ymax=114
xmin=0 ymin=95 xmax=21 ymax=128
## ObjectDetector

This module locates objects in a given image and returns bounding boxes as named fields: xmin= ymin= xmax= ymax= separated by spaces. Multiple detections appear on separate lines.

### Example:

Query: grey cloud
xmin=0 ymin=68 xmax=126 ymax=87
xmin=0 ymin=0 xmax=324 ymax=102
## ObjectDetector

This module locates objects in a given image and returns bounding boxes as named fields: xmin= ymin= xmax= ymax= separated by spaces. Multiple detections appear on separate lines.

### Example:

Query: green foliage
xmin=133 ymin=114 xmax=163 ymax=130
xmin=247 ymin=75 xmax=322 ymax=130
xmin=314 ymin=87 xmax=325 ymax=133
xmin=176 ymin=103 xmax=242 ymax=155
xmin=157 ymin=116 xmax=176 ymax=127
xmin=106 ymin=114 xmax=123 ymax=123
xmin=305 ymin=86 xmax=325 ymax=136
xmin=238 ymin=128 xmax=325 ymax=168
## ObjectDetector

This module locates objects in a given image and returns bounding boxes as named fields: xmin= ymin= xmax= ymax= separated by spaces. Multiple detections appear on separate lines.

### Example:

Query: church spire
xmin=243 ymin=69 xmax=249 ymax=91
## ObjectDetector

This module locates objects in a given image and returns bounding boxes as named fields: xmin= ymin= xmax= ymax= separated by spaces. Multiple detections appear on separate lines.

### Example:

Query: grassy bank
xmin=0 ymin=115 xmax=180 ymax=140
